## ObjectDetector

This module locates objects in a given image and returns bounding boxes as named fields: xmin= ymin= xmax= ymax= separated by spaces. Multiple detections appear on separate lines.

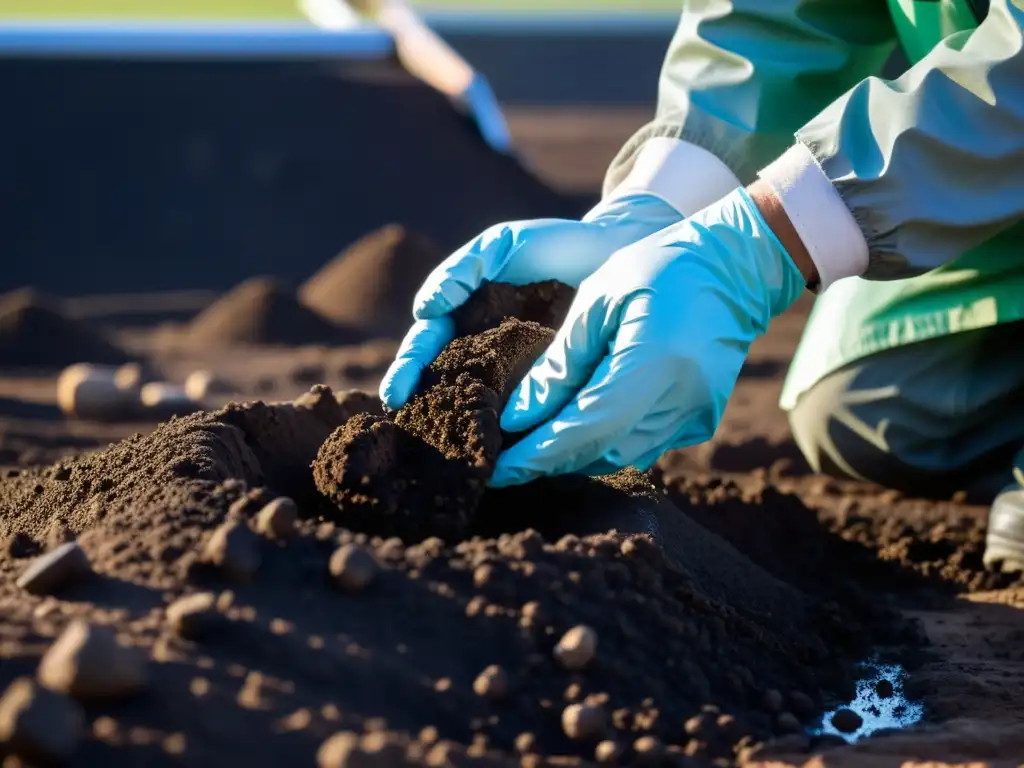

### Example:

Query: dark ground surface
xmin=0 ymin=47 xmax=1021 ymax=768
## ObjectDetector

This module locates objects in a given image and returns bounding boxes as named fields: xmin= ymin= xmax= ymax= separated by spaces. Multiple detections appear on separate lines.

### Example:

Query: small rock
xmin=255 ymin=497 xmax=298 ymax=540
xmin=16 ymin=542 xmax=92 ymax=596
xmin=57 ymin=364 xmax=131 ymax=421
xmin=789 ymin=690 xmax=816 ymax=719
xmin=37 ymin=620 xmax=147 ymax=701
xmin=113 ymin=362 xmax=148 ymax=391
xmin=472 ymin=665 xmax=508 ymax=700
xmin=830 ymin=708 xmax=863 ymax=734
xmin=561 ymin=703 xmax=605 ymax=742
xmin=594 ymin=740 xmax=624 ymax=764
xmin=317 ymin=731 xmax=361 ymax=768
xmin=329 ymin=544 xmax=378 ymax=593
xmin=554 ymin=625 xmax=597 ymax=671
xmin=633 ymin=735 xmax=664 ymax=763
xmin=762 ymin=688 xmax=783 ymax=713
xmin=166 ymin=593 xmax=220 ymax=639
xmin=140 ymin=383 xmax=197 ymax=418
xmin=184 ymin=370 xmax=233 ymax=401
xmin=514 ymin=732 xmax=536 ymax=755
xmin=202 ymin=521 xmax=261 ymax=584
xmin=874 ymin=679 xmax=894 ymax=698
xmin=0 ymin=677 xmax=84 ymax=765
xmin=776 ymin=712 xmax=802 ymax=733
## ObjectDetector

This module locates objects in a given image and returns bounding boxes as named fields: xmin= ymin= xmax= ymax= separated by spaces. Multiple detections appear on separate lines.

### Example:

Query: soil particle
xmin=594 ymin=740 xmax=624 ymax=764
xmin=166 ymin=592 xmax=221 ymax=639
xmin=554 ymin=625 xmax=598 ymax=671
xmin=0 ymin=677 xmax=85 ymax=766
xmin=328 ymin=543 xmax=378 ymax=592
xmin=186 ymin=277 xmax=359 ymax=347
xmin=473 ymin=665 xmax=510 ymax=700
xmin=255 ymin=496 xmax=298 ymax=540
xmin=775 ymin=712 xmax=802 ymax=734
xmin=201 ymin=520 xmax=262 ymax=584
xmin=299 ymin=225 xmax=444 ymax=337
xmin=15 ymin=542 xmax=93 ymax=596
xmin=562 ymin=703 xmax=606 ymax=742
xmin=37 ymin=620 xmax=147 ymax=701
xmin=875 ymin=678 xmax=894 ymax=698
xmin=830 ymin=708 xmax=863 ymax=734
xmin=761 ymin=689 xmax=783 ymax=713
xmin=0 ymin=288 xmax=130 ymax=369
xmin=632 ymin=735 xmax=664 ymax=763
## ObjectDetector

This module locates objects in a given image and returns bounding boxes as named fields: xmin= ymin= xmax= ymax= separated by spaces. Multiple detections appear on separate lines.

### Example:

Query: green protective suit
xmin=602 ymin=0 xmax=1024 ymax=414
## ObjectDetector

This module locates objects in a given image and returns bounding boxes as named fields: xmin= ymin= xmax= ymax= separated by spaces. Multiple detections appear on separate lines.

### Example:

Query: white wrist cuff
xmin=606 ymin=137 xmax=741 ymax=218
xmin=758 ymin=143 xmax=869 ymax=292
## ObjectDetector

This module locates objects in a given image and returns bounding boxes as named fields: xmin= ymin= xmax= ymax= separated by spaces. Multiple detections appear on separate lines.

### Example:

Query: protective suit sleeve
xmin=603 ymin=0 xmax=898 ymax=196
xmin=760 ymin=0 xmax=1024 ymax=288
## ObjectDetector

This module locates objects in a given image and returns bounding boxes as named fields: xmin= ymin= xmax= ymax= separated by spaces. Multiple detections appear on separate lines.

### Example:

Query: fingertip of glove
xmin=378 ymin=360 xmax=417 ymax=411
xmin=488 ymin=462 xmax=527 ymax=489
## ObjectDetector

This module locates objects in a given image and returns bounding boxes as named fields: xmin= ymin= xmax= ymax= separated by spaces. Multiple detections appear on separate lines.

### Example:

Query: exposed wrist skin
xmin=747 ymin=179 xmax=819 ymax=289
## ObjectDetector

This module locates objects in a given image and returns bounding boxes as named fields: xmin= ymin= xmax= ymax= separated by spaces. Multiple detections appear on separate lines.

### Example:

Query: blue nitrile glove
xmin=489 ymin=187 xmax=806 ymax=488
xmin=379 ymin=193 xmax=684 ymax=410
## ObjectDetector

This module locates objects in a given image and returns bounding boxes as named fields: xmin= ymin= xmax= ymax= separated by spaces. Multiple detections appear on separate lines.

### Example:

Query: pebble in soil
xmin=0 ymin=281 xmax=919 ymax=766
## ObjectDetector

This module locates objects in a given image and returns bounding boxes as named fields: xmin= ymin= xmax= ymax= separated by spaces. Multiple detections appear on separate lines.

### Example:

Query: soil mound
xmin=185 ymin=277 xmax=360 ymax=348
xmin=299 ymin=225 xmax=444 ymax=337
xmin=0 ymin=288 xmax=131 ymax=369
xmin=0 ymin=283 xmax=913 ymax=766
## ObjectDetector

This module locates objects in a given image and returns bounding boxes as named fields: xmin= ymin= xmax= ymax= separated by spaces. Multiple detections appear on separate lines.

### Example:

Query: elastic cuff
xmin=758 ymin=143 xmax=869 ymax=293
xmin=605 ymin=137 xmax=741 ymax=218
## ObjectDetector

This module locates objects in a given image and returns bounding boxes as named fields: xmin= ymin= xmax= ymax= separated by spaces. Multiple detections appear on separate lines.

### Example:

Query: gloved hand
xmin=379 ymin=193 xmax=684 ymax=410
xmin=489 ymin=187 xmax=806 ymax=488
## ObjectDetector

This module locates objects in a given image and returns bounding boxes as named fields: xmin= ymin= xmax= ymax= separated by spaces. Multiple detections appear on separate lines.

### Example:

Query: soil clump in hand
xmin=185 ymin=277 xmax=361 ymax=347
xmin=312 ymin=281 xmax=574 ymax=541
xmin=0 ymin=288 xmax=130 ymax=369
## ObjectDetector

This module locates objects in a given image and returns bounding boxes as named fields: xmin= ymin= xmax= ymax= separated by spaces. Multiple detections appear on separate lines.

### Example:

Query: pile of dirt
xmin=299 ymin=225 xmax=444 ymax=338
xmin=0 ymin=288 xmax=131 ymax=370
xmin=185 ymin=277 xmax=361 ymax=348
xmin=0 ymin=281 xmax=911 ymax=767
xmin=655 ymin=463 xmax=1024 ymax=601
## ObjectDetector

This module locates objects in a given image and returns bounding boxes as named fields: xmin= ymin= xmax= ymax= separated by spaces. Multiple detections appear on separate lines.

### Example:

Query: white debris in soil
xmin=814 ymin=661 xmax=923 ymax=742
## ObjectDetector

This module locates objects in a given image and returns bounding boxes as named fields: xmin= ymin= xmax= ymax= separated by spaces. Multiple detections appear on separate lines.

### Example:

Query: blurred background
xmin=0 ymin=0 xmax=679 ymax=295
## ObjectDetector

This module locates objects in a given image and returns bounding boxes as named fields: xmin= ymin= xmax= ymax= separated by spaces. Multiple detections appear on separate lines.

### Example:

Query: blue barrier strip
xmin=423 ymin=10 xmax=677 ymax=35
xmin=0 ymin=22 xmax=395 ymax=59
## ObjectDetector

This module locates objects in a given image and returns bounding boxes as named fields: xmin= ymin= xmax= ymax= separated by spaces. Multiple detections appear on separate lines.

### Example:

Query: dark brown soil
xmin=0 ymin=281 xmax=915 ymax=768
xmin=0 ymin=289 xmax=131 ymax=369
xmin=185 ymin=277 xmax=361 ymax=348
xmin=299 ymin=225 xmax=444 ymax=338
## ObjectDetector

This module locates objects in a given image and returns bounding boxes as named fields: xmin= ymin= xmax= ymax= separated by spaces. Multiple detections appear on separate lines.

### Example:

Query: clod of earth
xmin=16 ymin=541 xmax=92 ymax=596
xmin=37 ymin=620 xmax=147 ymax=701
xmin=166 ymin=592 xmax=221 ymax=639
xmin=255 ymin=496 xmax=298 ymax=540
xmin=472 ymin=664 xmax=510 ymax=700
xmin=554 ymin=624 xmax=599 ymax=671
xmin=202 ymin=520 xmax=262 ymax=584
xmin=562 ymin=702 xmax=607 ymax=742
xmin=830 ymin=707 xmax=864 ymax=734
xmin=328 ymin=543 xmax=378 ymax=592
xmin=0 ymin=677 xmax=85 ymax=766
